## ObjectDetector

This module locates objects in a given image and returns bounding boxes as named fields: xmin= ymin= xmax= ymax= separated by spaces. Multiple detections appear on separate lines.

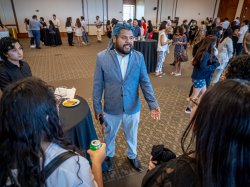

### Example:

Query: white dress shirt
xmin=115 ymin=50 xmax=130 ymax=80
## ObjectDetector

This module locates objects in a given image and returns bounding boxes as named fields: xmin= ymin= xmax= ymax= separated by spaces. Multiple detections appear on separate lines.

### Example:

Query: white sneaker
xmin=170 ymin=72 xmax=176 ymax=75
xmin=155 ymin=72 xmax=162 ymax=77
xmin=82 ymin=41 xmax=87 ymax=45
xmin=30 ymin=45 xmax=36 ymax=48
xmin=174 ymin=73 xmax=182 ymax=76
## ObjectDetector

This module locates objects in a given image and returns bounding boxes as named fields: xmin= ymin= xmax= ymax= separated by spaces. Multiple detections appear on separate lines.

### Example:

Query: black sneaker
xmin=104 ymin=156 xmax=113 ymax=172
xmin=127 ymin=157 xmax=144 ymax=172
xmin=185 ymin=107 xmax=192 ymax=114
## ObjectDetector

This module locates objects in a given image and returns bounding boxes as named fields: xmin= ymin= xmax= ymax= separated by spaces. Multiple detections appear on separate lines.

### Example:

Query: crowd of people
xmin=0 ymin=14 xmax=250 ymax=187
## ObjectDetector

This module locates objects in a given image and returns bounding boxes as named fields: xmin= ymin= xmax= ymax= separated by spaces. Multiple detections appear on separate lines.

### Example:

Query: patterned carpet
xmin=21 ymin=36 xmax=192 ymax=184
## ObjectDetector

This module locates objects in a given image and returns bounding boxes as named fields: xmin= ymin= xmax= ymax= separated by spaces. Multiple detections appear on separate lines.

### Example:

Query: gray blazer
xmin=92 ymin=49 xmax=158 ymax=115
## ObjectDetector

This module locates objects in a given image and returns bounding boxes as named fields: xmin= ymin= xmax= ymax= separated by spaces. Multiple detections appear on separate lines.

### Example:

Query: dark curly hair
xmin=0 ymin=37 xmax=22 ymax=61
xmin=0 ymin=77 xmax=83 ymax=187
xmin=225 ymin=55 xmax=250 ymax=81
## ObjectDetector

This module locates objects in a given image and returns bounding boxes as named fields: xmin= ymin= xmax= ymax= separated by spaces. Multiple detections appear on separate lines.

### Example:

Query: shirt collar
xmin=4 ymin=60 xmax=23 ymax=68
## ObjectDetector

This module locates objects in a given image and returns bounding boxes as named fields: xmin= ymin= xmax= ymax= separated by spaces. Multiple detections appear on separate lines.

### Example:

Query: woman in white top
xmin=211 ymin=29 xmax=233 ymax=84
xmin=155 ymin=21 xmax=172 ymax=77
xmin=75 ymin=18 xmax=83 ymax=46
xmin=0 ymin=77 xmax=106 ymax=187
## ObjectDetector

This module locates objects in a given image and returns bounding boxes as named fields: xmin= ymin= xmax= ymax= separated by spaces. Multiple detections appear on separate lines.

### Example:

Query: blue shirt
xmin=29 ymin=19 xmax=42 ymax=30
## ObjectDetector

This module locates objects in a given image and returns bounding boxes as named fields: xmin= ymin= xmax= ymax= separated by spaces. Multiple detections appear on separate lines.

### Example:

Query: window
xmin=123 ymin=5 xmax=135 ymax=21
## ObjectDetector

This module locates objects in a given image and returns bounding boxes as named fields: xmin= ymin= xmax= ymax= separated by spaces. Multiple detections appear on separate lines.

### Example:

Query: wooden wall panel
xmin=217 ymin=0 xmax=239 ymax=21
xmin=241 ymin=0 xmax=250 ymax=21
xmin=123 ymin=0 xmax=136 ymax=5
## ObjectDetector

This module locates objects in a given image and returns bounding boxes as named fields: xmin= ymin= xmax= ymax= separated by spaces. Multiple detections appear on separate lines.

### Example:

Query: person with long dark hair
xmin=48 ymin=20 xmax=56 ymax=47
xmin=39 ymin=17 xmax=47 ymax=43
xmin=65 ymin=17 xmax=74 ymax=46
xmin=75 ymin=18 xmax=83 ymax=46
xmin=171 ymin=26 xmax=187 ymax=76
xmin=142 ymin=79 xmax=250 ymax=187
xmin=146 ymin=20 xmax=153 ymax=39
xmin=185 ymin=35 xmax=219 ymax=113
xmin=0 ymin=37 xmax=32 ymax=91
xmin=0 ymin=77 xmax=106 ymax=187
xmin=106 ymin=20 xmax=112 ymax=39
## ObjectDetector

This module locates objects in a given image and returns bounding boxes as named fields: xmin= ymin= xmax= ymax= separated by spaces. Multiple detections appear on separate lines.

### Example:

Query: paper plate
xmin=62 ymin=98 xmax=80 ymax=107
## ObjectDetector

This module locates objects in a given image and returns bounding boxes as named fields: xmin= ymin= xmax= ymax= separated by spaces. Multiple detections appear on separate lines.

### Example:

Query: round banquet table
xmin=152 ymin=31 xmax=159 ymax=41
xmin=44 ymin=28 xmax=62 ymax=46
xmin=59 ymin=95 xmax=97 ymax=153
xmin=134 ymin=39 xmax=157 ymax=73
xmin=0 ymin=31 xmax=10 ymax=39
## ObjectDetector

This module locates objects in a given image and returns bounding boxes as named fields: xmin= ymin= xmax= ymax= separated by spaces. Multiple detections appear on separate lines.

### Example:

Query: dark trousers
xmin=236 ymin=43 xmax=243 ymax=56
xmin=30 ymin=37 xmax=35 ymax=45
xmin=49 ymin=33 xmax=56 ymax=46
xmin=31 ymin=30 xmax=41 ymax=48
xmin=67 ymin=32 xmax=73 ymax=45
xmin=188 ymin=77 xmax=212 ymax=97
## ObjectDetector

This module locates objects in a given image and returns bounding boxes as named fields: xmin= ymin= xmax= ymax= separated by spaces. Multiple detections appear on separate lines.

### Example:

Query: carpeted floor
xmin=21 ymin=35 xmax=193 ymax=186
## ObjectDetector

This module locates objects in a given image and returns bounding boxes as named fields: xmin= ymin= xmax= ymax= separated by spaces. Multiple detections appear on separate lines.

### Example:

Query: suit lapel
xmin=109 ymin=50 xmax=123 ymax=80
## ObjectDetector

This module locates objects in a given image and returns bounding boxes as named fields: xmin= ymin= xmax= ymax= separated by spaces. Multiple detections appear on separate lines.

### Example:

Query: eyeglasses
xmin=119 ymin=35 xmax=135 ymax=41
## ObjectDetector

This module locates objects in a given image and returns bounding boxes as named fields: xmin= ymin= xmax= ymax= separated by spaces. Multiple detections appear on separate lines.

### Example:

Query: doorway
xmin=123 ymin=4 xmax=135 ymax=21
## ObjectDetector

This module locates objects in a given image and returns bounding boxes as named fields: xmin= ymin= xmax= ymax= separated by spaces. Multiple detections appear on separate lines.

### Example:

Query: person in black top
xmin=0 ymin=37 xmax=32 ymax=91
xmin=146 ymin=20 xmax=153 ymax=39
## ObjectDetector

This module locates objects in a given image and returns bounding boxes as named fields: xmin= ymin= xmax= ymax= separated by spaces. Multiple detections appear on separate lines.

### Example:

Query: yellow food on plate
xmin=63 ymin=99 xmax=78 ymax=107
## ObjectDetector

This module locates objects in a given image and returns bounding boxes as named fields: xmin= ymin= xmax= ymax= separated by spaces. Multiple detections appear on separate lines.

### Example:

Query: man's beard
xmin=115 ymin=44 xmax=132 ymax=55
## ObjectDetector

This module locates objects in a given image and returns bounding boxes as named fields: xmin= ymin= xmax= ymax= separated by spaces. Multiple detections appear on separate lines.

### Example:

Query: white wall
xmin=0 ymin=0 xmax=242 ymax=35
xmin=175 ymin=0 xmax=219 ymax=24
xmin=160 ymin=0 xmax=175 ymax=22
xmin=0 ymin=0 xmax=15 ymax=25
xmin=144 ymin=0 xmax=158 ymax=25
xmin=7 ymin=0 xmax=123 ymax=35
xmin=85 ymin=0 xmax=123 ymax=35
xmin=136 ymin=0 xmax=145 ymax=20
xmin=108 ymin=0 xmax=123 ymax=21
xmin=144 ymin=0 xmax=220 ymax=27
xmin=13 ymin=0 xmax=82 ymax=33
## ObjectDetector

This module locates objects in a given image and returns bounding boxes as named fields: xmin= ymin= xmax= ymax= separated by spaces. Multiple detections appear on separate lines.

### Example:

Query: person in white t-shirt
xmin=95 ymin=16 xmax=102 ymax=42
xmin=236 ymin=20 xmax=249 ymax=56
xmin=155 ymin=21 xmax=172 ymax=77
xmin=52 ymin=14 xmax=60 ymax=29
xmin=81 ymin=16 xmax=89 ymax=45
xmin=0 ymin=77 xmax=106 ymax=187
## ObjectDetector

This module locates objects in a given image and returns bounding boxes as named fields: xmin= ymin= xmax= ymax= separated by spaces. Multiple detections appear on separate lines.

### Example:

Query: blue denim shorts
xmin=192 ymin=79 xmax=206 ymax=88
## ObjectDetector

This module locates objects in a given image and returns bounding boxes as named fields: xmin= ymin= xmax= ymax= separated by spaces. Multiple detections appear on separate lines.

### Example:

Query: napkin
xmin=55 ymin=87 xmax=76 ymax=99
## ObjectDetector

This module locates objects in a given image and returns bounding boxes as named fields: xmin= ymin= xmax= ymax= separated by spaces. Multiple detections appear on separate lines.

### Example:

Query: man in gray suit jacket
xmin=93 ymin=22 xmax=161 ymax=172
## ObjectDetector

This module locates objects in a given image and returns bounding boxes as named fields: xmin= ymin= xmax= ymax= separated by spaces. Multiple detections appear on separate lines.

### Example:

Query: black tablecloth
xmin=134 ymin=39 xmax=157 ymax=73
xmin=59 ymin=96 xmax=97 ymax=152
xmin=152 ymin=32 xmax=159 ymax=41
xmin=44 ymin=28 xmax=62 ymax=46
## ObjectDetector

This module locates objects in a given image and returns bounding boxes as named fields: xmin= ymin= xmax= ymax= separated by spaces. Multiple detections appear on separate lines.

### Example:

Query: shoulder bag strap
xmin=43 ymin=151 xmax=77 ymax=180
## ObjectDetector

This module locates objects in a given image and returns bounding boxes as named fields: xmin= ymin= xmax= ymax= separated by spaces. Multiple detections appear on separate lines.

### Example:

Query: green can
xmin=90 ymin=140 xmax=102 ymax=150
